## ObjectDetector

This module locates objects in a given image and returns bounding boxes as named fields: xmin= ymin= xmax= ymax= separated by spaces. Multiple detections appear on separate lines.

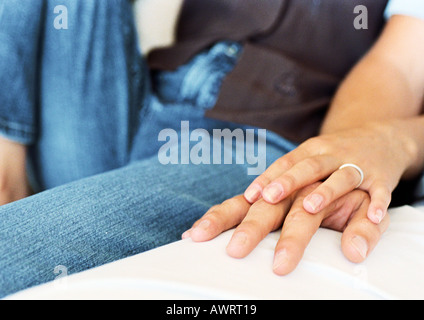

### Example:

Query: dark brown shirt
xmin=148 ymin=0 xmax=388 ymax=143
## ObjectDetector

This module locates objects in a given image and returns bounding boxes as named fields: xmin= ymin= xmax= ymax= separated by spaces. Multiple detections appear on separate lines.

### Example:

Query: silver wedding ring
xmin=339 ymin=163 xmax=364 ymax=189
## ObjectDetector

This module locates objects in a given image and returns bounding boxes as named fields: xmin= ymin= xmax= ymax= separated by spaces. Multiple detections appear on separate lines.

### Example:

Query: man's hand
xmin=0 ymin=137 xmax=30 ymax=205
xmin=183 ymin=183 xmax=389 ymax=275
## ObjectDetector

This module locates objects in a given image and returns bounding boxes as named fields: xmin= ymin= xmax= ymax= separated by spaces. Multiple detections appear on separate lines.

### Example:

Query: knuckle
xmin=203 ymin=210 xmax=220 ymax=223
xmin=220 ymin=196 xmax=244 ymax=214
xmin=207 ymin=204 xmax=220 ymax=213
xmin=205 ymin=205 xmax=226 ymax=221
xmin=318 ymin=184 xmax=335 ymax=201
xmin=276 ymin=156 xmax=294 ymax=171
xmin=281 ymin=173 xmax=297 ymax=190
xmin=352 ymin=189 xmax=370 ymax=202
xmin=221 ymin=197 xmax=237 ymax=208
xmin=305 ymin=136 xmax=321 ymax=147
xmin=240 ymin=219 xmax=267 ymax=239
xmin=305 ymin=136 xmax=329 ymax=153
xmin=304 ymin=157 xmax=323 ymax=175
xmin=255 ymin=174 xmax=272 ymax=187
xmin=215 ymin=198 xmax=238 ymax=216
xmin=344 ymin=168 xmax=361 ymax=187
xmin=285 ymin=208 xmax=306 ymax=224
xmin=371 ymin=181 xmax=392 ymax=196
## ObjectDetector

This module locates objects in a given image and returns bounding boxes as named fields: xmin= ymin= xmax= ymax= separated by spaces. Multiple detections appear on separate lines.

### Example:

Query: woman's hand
xmin=243 ymin=121 xmax=419 ymax=224
xmin=253 ymin=15 xmax=424 ymax=225
xmin=183 ymin=183 xmax=389 ymax=275
xmin=0 ymin=137 xmax=30 ymax=205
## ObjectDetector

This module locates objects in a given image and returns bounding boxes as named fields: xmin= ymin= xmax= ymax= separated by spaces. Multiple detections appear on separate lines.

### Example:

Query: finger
xmin=243 ymin=147 xmax=311 ymax=203
xmin=226 ymin=197 xmax=293 ymax=259
xmin=272 ymin=184 xmax=329 ymax=275
xmin=262 ymin=155 xmax=339 ymax=204
xmin=342 ymin=196 xmax=390 ymax=263
xmin=367 ymin=181 xmax=392 ymax=224
xmin=182 ymin=204 xmax=220 ymax=238
xmin=302 ymin=165 xmax=364 ymax=214
xmin=183 ymin=195 xmax=251 ymax=242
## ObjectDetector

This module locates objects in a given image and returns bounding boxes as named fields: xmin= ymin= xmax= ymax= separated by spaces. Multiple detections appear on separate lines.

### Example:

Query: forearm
xmin=0 ymin=136 xmax=27 ymax=181
xmin=321 ymin=15 xmax=424 ymax=134
xmin=0 ymin=135 xmax=29 ymax=205
xmin=386 ymin=116 xmax=424 ymax=179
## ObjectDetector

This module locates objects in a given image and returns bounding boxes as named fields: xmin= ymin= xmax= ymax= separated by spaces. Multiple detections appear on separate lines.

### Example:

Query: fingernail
xmin=351 ymin=235 xmax=368 ymax=259
xmin=190 ymin=220 xmax=211 ymax=241
xmin=195 ymin=220 xmax=210 ymax=232
xmin=227 ymin=232 xmax=248 ymax=253
xmin=263 ymin=183 xmax=284 ymax=203
xmin=371 ymin=209 xmax=384 ymax=224
xmin=244 ymin=184 xmax=261 ymax=203
xmin=273 ymin=249 xmax=289 ymax=271
xmin=304 ymin=194 xmax=324 ymax=212
xmin=181 ymin=229 xmax=191 ymax=239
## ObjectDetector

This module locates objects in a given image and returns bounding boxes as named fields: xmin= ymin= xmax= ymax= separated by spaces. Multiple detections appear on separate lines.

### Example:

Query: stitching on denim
xmin=0 ymin=117 xmax=35 ymax=144
xmin=0 ymin=116 xmax=35 ymax=133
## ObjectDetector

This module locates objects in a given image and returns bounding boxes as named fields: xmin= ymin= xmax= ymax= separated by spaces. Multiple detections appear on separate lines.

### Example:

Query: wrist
xmin=0 ymin=136 xmax=27 ymax=163
xmin=370 ymin=120 xmax=421 ymax=179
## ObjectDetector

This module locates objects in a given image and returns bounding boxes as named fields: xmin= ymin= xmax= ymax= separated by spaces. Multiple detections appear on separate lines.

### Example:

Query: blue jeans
xmin=0 ymin=0 xmax=296 ymax=298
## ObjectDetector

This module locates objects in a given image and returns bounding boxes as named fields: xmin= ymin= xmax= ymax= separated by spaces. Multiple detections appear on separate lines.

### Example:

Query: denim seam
xmin=0 ymin=117 xmax=35 ymax=144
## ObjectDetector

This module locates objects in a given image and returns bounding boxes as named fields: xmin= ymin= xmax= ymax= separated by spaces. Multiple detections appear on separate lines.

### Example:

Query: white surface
xmin=133 ymin=0 xmax=183 ymax=55
xmin=7 ymin=205 xmax=424 ymax=300
xmin=385 ymin=0 xmax=424 ymax=21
